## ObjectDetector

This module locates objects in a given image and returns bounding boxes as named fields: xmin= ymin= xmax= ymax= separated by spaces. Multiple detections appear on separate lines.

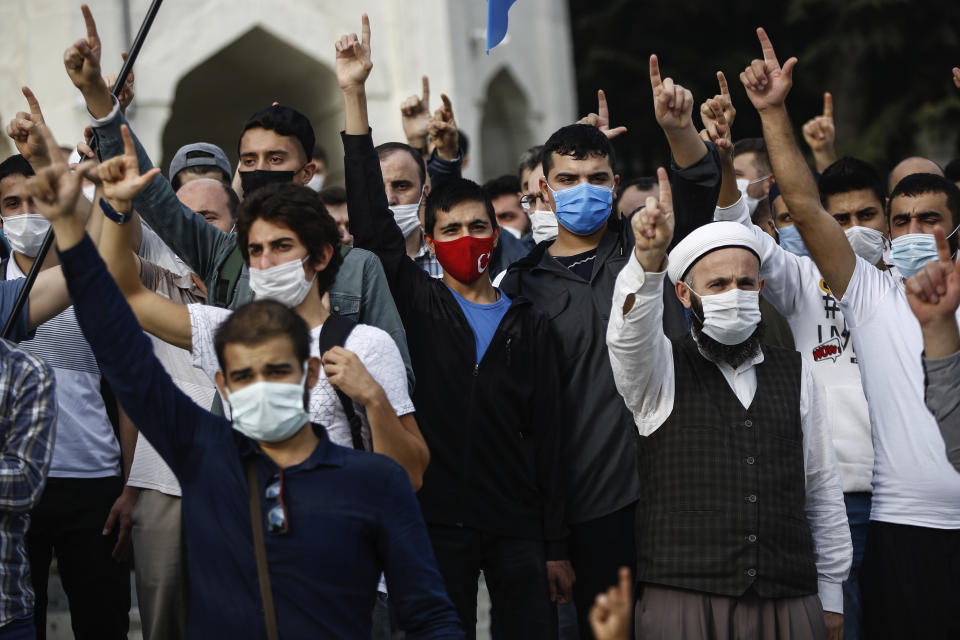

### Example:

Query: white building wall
xmin=0 ymin=0 xmax=576 ymax=183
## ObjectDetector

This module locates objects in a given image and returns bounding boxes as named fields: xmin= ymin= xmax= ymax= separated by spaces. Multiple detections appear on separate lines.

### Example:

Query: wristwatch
xmin=99 ymin=197 xmax=133 ymax=225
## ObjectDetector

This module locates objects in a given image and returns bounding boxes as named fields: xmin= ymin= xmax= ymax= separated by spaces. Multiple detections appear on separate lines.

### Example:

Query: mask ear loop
xmin=682 ymin=281 xmax=705 ymax=323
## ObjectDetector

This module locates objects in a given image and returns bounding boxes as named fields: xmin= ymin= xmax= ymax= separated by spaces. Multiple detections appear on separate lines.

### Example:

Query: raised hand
xmin=103 ymin=52 xmax=135 ymax=114
xmin=699 ymin=96 xmax=732 ymax=160
xmin=335 ymin=14 xmax=373 ymax=92
xmin=6 ymin=87 xmax=51 ymax=170
xmin=25 ymin=123 xmax=94 ymax=224
xmin=64 ymin=4 xmax=106 ymax=94
xmin=588 ymin=567 xmax=633 ymax=640
xmin=953 ymin=67 xmax=960 ymax=89
xmin=740 ymin=27 xmax=798 ymax=112
xmin=632 ymin=167 xmax=674 ymax=271
xmin=401 ymin=76 xmax=431 ymax=150
xmin=906 ymin=227 xmax=960 ymax=331
xmin=577 ymin=89 xmax=627 ymax=139
xmin=97 ymin=125 xmax=161 ymax=212
xmin=650 ymin=55 xmax=694 ymax=133
xmin=428 ymin=94 xmax=459 ymax=161
xmin=802 ymin=92 xmax=835 ymax=152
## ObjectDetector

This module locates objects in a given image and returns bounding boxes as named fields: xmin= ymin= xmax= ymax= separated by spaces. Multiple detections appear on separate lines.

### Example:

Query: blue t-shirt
xmin=448 ymin=286 xmax=511 ymax=363
xmin=0 ymin=279 xmax=30 ymax=343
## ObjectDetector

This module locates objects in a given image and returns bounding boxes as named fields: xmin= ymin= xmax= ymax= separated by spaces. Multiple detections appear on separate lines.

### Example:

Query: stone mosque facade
xmin=0 ymin=0 xmax=578 ymax=185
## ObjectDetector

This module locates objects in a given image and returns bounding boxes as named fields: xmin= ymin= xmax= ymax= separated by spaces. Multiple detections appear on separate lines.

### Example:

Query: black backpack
xmin=318 ymin=313 xmax=364 ymax=450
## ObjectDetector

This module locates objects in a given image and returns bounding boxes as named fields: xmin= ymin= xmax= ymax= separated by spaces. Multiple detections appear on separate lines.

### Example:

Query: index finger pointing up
xmin=934 ymin=226 xmax=952 ymax=265
xmin=657 ymin=167 xmax=672 ymax=210
xmin=421 ymin=75 xmax=430 ymax=106
xmin=717 ymin=71 xmax=730 ymax=99
xmin=757 ymin=27 xmax=780 ymax=70
xmin=361 ymin=13 xmax=371 ymax=47
xmin=81 ymin=4 xmax=99 ymax=41
xmin=21 ymin=87 xmax=43 ymax=119
xmin=823 ymin=92 xmax=833 ymax=119
xmin=649 ymin=55 xmax=662 ymax=89
xmin=120 ymin=124 xmax=137 ymax=159
xmin=597 ymin=89 xmax=610 ymax=121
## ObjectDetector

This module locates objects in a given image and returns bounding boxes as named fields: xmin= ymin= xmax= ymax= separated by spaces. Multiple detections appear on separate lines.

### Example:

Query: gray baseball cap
xmin=169 ymin=142 xmax=231 ymax=183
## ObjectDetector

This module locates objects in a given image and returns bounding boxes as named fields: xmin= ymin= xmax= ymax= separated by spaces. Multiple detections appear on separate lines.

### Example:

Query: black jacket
xmin=344 ymin=131 xmax=566 ymax=553
xmin=499 ymin=143 xmax=722 ymax=523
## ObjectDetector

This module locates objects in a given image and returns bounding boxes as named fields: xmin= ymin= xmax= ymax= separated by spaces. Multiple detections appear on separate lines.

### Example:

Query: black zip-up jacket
xmin=343 ymin=131 xmax=566 ymax=554
xmin=499 ymin=143 xmax=722 ymax=524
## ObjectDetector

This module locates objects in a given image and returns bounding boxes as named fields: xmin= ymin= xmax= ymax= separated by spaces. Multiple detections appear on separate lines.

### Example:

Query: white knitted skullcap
xmin=666 ymin=221 xmax=761 ymax=284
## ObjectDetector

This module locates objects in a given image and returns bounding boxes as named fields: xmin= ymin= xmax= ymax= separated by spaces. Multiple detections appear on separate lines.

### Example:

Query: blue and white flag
xmin=486 ymin=0 xmax=516 ymax=54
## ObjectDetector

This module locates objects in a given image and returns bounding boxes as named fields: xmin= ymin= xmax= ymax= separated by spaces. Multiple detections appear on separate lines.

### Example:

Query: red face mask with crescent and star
xmin=429 ymin=233 xmax=496 ymax=284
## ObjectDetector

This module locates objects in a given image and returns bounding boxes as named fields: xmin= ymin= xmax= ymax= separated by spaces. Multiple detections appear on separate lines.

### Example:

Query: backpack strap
xmin=214 ymin=245 xmax=245 ymax=308
xmin=245 ymin=459 xmax=280 ymax=640
xmin=318 ymin=314 xmax=364 ymax=450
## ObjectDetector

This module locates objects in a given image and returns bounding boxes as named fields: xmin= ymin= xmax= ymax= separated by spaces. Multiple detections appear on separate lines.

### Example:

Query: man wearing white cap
xmin=606 ymin=170 xmax=850 ymax=639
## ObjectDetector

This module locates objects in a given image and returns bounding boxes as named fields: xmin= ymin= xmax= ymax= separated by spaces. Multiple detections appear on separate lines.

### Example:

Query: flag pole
xmin=1 ymin=0 xmax=163 ymax=340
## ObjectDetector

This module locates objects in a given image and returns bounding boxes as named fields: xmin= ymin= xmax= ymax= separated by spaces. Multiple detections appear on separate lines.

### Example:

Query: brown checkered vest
xmin=634 ymin=334 xmax=818 ymax=598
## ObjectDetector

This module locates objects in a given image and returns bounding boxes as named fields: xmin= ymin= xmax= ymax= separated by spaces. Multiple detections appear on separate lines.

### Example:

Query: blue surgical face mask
xmin=776 ymin=224 xmax=810 ymax=258
xmin=548 ymin=182 xmax=613 ymax=236
xmin=890 ymin=227 xmax=958 ymax=278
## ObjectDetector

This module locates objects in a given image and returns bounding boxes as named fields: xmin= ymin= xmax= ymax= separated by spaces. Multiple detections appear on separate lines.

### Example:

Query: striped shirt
xmin=6 ymin=260 xmax=120 ymax=478
xmin=0 ymin=339 xmax=57 ymax=626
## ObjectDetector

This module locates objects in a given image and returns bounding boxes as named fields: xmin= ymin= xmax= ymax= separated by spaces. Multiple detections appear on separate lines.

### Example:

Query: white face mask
xmin=306 ymin=173 xmax=325 ymax=192
xmin=389 ymin=186 xmax=425 ymax=238
xmin=688 ymin=285 xmax=762 ymax=346
xmin=529 ymin=209 xmax=559 ymax=244
xmin=2 ymin=214 xmax=50 ymax=257
xmin=844 ymin=226 xmax=886 ymax=266
xmin=736 ymin=176 xmax=769 ymax=215
xmin=249 ymin=256 xmax=316 ymax=307
xmin=227 ymin=370 xmax=309 ymax=443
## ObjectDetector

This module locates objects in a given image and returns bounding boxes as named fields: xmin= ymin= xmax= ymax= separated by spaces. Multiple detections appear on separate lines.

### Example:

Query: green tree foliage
xmin=568 ymin=0 xmax=960 ymax=177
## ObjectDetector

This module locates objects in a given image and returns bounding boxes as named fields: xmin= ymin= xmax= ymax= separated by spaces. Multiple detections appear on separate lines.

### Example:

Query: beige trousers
xmin=635 ymin=584 xmax=826 ymax=640
xmin=131 ymin=489 xmax=189 ymax=640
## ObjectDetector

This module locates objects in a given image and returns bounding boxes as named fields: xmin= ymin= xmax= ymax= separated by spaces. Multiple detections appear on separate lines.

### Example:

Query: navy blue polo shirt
xmin=60 ymin=235 xmax=463 ymax=639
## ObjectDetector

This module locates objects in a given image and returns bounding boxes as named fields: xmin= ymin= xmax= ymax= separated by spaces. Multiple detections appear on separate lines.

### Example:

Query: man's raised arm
xmin=64 ymin=4 xmax=232 ymax=281
xmin=606 ymin=169 xmax=676 ymax=433
xmin=97 ymin=125 xmax=193 ymax=351
xmin=740 ymin=28 xmax=856 ymax=300
xmin=338 ymin=15 xmax=423 ymax=297
xmin=648 ymin=57 xmax=721 ymax=247
xmin=24 ymin=121 xmax=208 ymax=471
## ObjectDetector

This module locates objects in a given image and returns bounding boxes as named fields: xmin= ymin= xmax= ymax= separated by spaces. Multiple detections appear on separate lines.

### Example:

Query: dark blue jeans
xmin=0 ymin=618 xmax=35 ymax=640
xmin=842 ymin=492 xmax=870 ymax=640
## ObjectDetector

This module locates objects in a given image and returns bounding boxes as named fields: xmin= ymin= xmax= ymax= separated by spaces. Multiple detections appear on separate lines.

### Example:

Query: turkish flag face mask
xmin=429 ymin=232 xmax=497 ymax=284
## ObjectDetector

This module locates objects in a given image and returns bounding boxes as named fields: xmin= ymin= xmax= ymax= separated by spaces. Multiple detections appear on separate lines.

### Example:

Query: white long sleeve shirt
xmin=606 ymin=252 xmax=851 ymax=613
xmin=714 ymin=198 xmax=873 ymax=492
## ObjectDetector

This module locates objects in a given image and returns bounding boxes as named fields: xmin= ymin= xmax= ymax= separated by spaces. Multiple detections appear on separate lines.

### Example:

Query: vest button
xmin=745 ymin=456 xmax=756 ymax=465
xmin=333 ymin=305 xmax=341 ymax=312
xmin=746 ymin=568 xmax=757 ymax=577
xmin=745 ymin=494 xmax=757 ymax=503
xmin=747 ymin=534 xmax=758 ymax=543
xmin=744 ymin=419 xmax=753 ymax=428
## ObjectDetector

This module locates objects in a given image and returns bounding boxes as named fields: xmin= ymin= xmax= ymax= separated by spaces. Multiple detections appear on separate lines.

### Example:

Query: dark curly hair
xmin=236 ymin=182 xmax=343 ymax=297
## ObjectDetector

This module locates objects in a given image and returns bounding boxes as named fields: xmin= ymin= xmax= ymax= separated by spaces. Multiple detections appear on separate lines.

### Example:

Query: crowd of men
xmin=1 ymin=7 xmax=959 ymax=640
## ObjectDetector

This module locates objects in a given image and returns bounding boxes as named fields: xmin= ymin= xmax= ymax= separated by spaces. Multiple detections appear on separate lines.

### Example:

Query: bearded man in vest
xmin=605 ymin=178 xmax=851 ymax=640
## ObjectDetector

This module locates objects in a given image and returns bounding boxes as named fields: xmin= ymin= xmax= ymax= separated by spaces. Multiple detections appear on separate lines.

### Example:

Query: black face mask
xmin=239 ymin=169 xmax=296 ymax=198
